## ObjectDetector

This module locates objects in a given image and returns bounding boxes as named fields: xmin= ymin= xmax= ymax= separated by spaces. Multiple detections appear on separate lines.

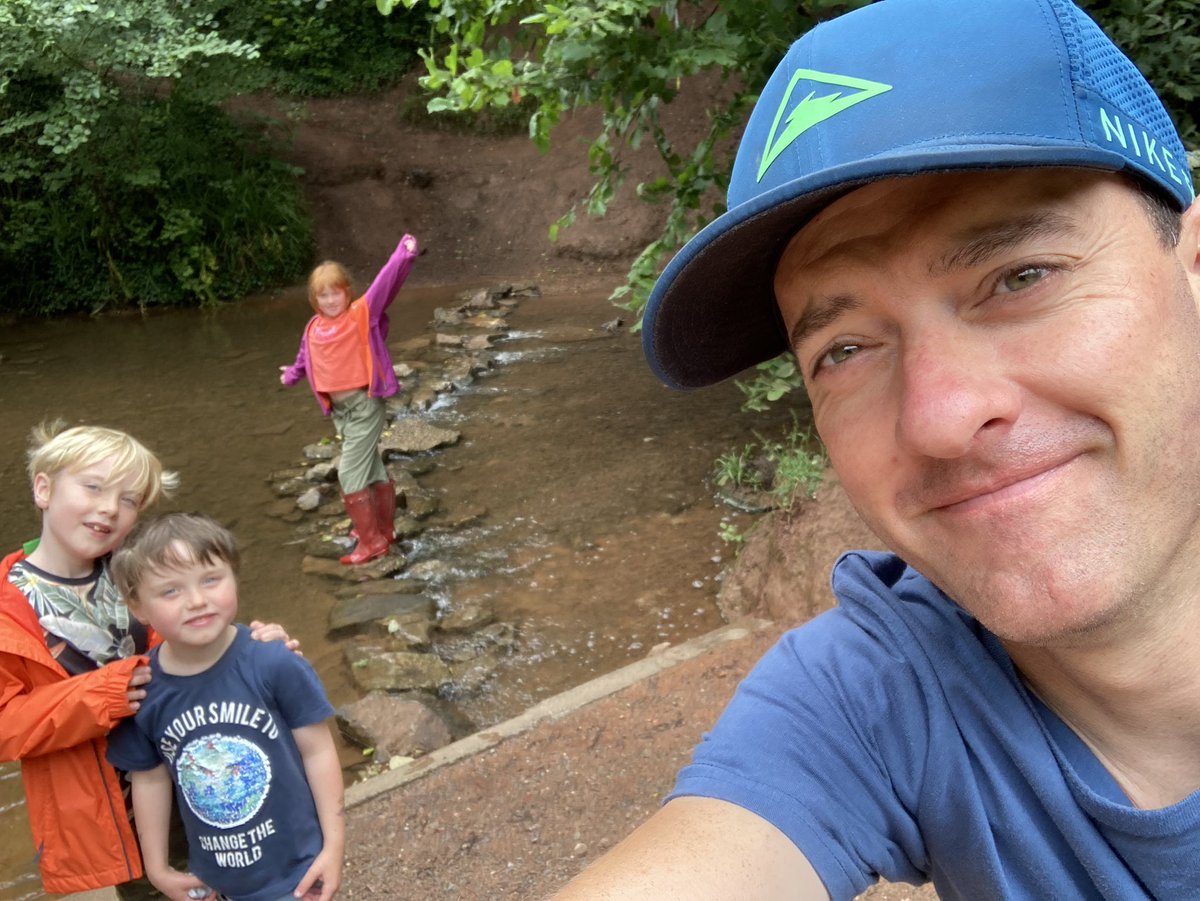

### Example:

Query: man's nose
xmin=895 ymin=329 xmax=1021 ymax=459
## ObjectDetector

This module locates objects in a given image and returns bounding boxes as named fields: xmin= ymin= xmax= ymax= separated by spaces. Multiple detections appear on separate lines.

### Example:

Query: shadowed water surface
xmin=0 ymin=285 xmax=793 ymax=898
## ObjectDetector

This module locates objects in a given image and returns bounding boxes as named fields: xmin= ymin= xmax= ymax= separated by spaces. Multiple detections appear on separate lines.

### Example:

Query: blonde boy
xmin=107 ymin=514 xmax=344 ymax=901
xmin=0 ymin=423 xmax=176 ymax=893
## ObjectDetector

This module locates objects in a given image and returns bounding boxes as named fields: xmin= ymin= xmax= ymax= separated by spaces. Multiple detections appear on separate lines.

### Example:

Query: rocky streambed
xmin=267 ymin=284 xmax=615 ymax=777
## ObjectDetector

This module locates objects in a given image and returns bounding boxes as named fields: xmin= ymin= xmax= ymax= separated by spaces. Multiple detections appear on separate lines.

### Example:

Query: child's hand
xmin=293 ymin=846 xmax=342 ymax=899
xmin=146 ymin=864 xmax=211 ymax=901
xmin=280 ymin=365 xmax=289 ymax=385
xmin=249 ymin=619 xmax=303 ymax=656
xmin=402 ymin=235 xmax=418 ymax=254
xmin=126 ymin=664 xmax=152 ymax=713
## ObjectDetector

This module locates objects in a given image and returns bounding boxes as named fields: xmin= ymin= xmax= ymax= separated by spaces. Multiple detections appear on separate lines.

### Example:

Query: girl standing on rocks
xmin=280 ymin=235 xmax=419 ymax=565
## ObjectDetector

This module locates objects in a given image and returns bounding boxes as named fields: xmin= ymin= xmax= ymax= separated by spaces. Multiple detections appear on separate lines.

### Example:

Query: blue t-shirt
xmin=107 ymin=625 xmax=334 ymax=901
xmin=670 ymin=551 xmax=1200 ymax=900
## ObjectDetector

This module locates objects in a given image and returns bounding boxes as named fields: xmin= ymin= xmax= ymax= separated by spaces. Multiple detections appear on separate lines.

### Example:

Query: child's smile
xmin=32 ymin=456 xmax=143 ymax=576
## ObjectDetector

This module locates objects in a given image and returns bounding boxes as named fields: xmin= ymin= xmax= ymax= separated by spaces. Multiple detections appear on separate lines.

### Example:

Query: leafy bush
xmin=219 ymin=0 xmax=427 ymax=96
xmin=0 ymin=96 xmax=312 ymax=316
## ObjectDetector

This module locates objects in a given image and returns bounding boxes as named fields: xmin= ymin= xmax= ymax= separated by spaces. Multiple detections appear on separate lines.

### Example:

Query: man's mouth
xmin=924 ymin=455 xmax=1080 ymax=514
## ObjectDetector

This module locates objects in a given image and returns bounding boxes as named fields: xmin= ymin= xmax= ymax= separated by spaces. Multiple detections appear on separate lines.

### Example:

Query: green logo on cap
xmin=758 ymin=69 xmax=893 ymax=182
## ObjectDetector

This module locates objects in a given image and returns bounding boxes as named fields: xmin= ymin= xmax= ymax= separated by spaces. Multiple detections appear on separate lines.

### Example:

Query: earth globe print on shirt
xmin=178 ymin=733 xmax=272 ymax=827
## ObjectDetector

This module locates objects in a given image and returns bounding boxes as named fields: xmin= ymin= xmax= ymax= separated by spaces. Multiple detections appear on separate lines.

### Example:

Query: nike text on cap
xmin=642 ymin=0 xmax=1196 ymax=390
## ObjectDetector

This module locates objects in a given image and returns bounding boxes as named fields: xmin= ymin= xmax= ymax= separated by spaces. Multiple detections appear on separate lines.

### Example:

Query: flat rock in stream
xmin=303 ymin=553 xmax=406 ymax=581
xmin=329 ymin=593 xmax=435 ymax=632
xmin=336 ymin=691 xmax=453 ymax=759
xmin=336 ymin=578 xmax=425 ymax=599
xmin=346 ymin=647 xmax=452 ymax=692
xmin=380 ymin=420 xmax=460 ymax=454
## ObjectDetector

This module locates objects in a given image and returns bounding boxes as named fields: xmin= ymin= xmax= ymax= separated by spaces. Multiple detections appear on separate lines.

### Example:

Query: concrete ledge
xmin=346 ymin=619 xmax=771 ymax=808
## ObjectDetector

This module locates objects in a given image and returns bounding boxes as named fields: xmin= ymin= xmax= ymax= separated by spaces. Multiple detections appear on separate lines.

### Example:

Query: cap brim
xmin=643 ymin=143 xmax=1131 ymax=391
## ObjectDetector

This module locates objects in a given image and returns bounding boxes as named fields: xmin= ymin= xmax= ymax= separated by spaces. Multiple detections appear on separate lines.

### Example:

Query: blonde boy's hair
xmin=27 ymin=421 xmax=179 ymax=511
xmin=307 ymin=261 xmax=353 ymax=314
xmin=111 ymin=512 xmax=240 ymax=603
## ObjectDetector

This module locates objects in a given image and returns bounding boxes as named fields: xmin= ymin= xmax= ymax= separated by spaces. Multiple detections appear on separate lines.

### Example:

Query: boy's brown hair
xmin=307 ymin=261 xmax=353 ymax=314
xmin=111 ymin=513 xmax=240 ymax=602
xmin=27 ymin=420 xmax=179 ymax=511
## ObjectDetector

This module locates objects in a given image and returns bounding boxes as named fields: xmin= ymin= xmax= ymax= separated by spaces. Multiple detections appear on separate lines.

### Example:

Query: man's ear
xmin=1178 ymin=197 xmax=1200 ymax=276
xmin=32 ymin=473 xmax=52 ymax=511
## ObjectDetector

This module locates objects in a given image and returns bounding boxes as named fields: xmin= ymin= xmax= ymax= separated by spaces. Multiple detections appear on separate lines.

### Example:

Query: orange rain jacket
xmin=0 ymin=548 xmax=149 ymax=894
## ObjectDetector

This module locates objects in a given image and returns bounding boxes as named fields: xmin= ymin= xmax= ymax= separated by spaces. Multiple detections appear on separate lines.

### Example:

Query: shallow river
xmin=0 ymin=283 xmax=793 ymax=898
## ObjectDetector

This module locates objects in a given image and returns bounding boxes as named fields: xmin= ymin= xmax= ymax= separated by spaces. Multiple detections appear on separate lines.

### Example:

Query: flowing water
xmin=0 ymin=284 xmax=794 ymax=898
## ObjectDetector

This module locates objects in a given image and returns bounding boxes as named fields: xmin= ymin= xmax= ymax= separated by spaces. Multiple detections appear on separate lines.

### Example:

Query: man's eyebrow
xmin=788 ymin=293 xmax=861 ymax=350
xmin=930 ymin=211 xmax=1078 ymax=276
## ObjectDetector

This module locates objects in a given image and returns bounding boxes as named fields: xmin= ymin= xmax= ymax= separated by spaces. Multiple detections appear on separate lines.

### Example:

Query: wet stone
xmin=403 ymin=559 xmax=455 ymax=583
xmin=296 ymin=488 xmax=323 ymax=512
xmin=267 ymin=467 xmax=307 ymax=483
xmin=335 ymin=691 xmax=453 ymax=759
xmin=463 ymin=334 xmax=495 ymax=351
xmin=336 ymin=579 xmax=423 ymax=599
xmin=273 ymin=477 xmax=311 ymax=498
xmin=393 ymin=515 xmax=425 ymax=540
xmin=435 ymin=332 xmax=464 ymax=347
xmin=303 ymin=552 xmax=406 ymax=582
xmin=303 ymin=443 xmax=337 ymax=461
xmin=317 ymin=500 xmax=344 ymax=518
xmin=345 ymin=647 xmax=452 ymax=692
xmin=404 ymin=490 xmax=440 ymax=520
xmin=392 ymin=457 xmax=436 ymax=477
xmin=462 ymin=314 xmax=507 ymax=330
xmin=447 ymin=658 xmax=499 ymax=696
xmin=305 ymin=534 xmax=353 ymax=560
xmin=408 ymin=387 xmax=439 ymax=411
xmin=380 ymin=420 xmax=460 ymax=454
xmin=380 ymin=613 xmax=433 ymax=650
xmin=439 ymin=593 xmax=496 ymax=632
xmin=328 ymin=593 xmax=435 ymax=632
xmin=305 ymin=461 xmax=338 ymax=483
xmin=429 ymin=504 xmax=488 ymax=531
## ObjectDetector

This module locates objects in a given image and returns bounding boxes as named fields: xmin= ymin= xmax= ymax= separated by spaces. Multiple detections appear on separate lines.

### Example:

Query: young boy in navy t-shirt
xmin=107 ymin=513 xmax=343 ymax=901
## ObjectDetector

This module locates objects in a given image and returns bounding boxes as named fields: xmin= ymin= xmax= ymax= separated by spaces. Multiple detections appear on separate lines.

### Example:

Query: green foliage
xmin=0 ymin=1 xmax=331 ymax=317
xmin=1 ymin=97 xmax=312 ymax=315
xmin=388 ymin=0 xmax=871 ymax=311
xmin=218 ymin=0 xmax=426 ymax=96
xmin=717 ymin=521 xmax=745 ymax=546
xmin=0 ymin=0 xmax=259 ymax=162
xmin=712 ymin=415 xmax=828 ymax=510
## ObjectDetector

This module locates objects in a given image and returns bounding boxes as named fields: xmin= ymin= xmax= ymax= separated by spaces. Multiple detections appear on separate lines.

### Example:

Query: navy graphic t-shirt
xmin=107 ymin=625 xmax=333 ymax=901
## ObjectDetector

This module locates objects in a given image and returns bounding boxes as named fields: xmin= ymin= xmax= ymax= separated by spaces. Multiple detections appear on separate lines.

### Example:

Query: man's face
xmin=774 ymin=169 xmax=1200 ymax=648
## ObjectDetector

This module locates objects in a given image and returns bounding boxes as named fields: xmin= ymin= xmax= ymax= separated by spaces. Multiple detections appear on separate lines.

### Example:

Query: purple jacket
xmin=281 ymin=235 xmax=418 ymax=415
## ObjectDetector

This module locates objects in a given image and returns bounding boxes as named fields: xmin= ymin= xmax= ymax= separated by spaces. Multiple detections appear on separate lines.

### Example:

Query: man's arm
xmin=292 ymin=721 xmax=345 ymax=900
xmin=552 ymin=797 xmax=829 ymax=901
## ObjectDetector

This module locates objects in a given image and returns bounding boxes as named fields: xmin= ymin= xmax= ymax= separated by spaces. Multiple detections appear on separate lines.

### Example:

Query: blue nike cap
xmin=643 ymin=0 xmax=1196 ymax=390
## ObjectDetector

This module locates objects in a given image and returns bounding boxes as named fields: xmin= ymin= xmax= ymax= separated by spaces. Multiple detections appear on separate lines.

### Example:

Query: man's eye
xmin=999 ymin=266 xmax=1048 ymax=293
xmin=822 ymin=343 xmax=862 ymax=368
